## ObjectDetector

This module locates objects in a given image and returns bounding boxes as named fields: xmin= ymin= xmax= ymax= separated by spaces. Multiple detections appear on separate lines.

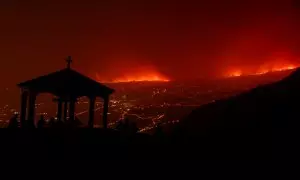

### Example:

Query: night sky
xmin=1 ymin=0 xmax=300 ymax=84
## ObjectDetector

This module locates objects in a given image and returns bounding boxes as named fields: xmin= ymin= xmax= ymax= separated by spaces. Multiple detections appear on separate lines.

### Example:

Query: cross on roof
xmin=66 ymin=56 xmax=72 ymax=69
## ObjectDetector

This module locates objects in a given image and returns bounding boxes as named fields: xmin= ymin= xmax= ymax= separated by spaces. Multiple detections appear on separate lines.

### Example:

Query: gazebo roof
xmin=18 ymin=68 xmax=114 ymax=98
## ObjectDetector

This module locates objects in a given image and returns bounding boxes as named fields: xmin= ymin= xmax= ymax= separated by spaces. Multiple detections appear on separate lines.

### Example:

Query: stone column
xmin=88 ymin=97 xmax=96 ymax=128
xmin=63 ymin=101 xmax=68 ymax=121
xmin=27 ymin=91 xmax=37 ymax=128
xmin=102 ymin=96 xmax=109 ymax=129
xmin=57 ymin=99 xmax=63 ymax=121
xmin=20 ymin=90 xmax=28 ymax=128
xmin=69 ymin=99 xmax=76 ymax=121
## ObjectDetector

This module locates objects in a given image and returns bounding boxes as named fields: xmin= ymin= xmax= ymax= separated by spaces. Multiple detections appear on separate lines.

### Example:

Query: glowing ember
xmin=255 ymin=68 xmax=269 ymax=75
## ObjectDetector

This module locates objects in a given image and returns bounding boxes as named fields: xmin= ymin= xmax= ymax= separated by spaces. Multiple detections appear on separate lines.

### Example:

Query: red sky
xmin=1 ymin=0 xmax=300 ymax=84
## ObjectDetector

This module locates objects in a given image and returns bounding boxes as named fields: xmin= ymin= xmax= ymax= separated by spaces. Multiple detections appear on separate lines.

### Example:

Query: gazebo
xmin=17 ymin=56 xmax=115 ymax=128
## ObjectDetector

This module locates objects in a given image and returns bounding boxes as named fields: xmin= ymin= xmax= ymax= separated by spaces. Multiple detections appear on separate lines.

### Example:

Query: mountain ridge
xmin=169 ymin=68 xmax=300 ymax=159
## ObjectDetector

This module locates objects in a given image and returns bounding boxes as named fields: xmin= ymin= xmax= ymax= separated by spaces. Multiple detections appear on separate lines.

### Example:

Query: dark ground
xmin=0 ymin=127 xmax=296 ymax=161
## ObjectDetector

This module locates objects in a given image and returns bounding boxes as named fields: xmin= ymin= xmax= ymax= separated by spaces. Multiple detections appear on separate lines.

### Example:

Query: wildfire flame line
xmin=110 ymin=75 xmax=170 ymax=83
xmin=96 ymin=73 xmax=170 ymax=83
xmin=226 ymin=64 xmax=298 ymax=78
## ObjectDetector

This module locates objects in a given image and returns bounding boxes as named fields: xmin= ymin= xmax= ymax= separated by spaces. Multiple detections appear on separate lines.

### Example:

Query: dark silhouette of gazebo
xmin=17 ymin=56 xmax=114 ymax=128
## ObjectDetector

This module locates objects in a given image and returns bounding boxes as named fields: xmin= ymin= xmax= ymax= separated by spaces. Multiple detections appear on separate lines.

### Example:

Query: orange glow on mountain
xmin=96 ymin=72 xmax=170 ymax=83
xmin=226 ymin=69 xmax=243 ymax=77
xmin=94 ymin=57 xmax=171 ymax=83
xmin=224 ymin=62 xmax=299 ymax=78
xmin=254 ymin=63 xmax=298 ymax=75
xmin=109 ymin=74 xmax=170 ymax=83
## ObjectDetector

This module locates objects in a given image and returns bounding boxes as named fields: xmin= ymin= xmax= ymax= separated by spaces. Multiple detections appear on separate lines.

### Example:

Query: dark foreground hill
xmin=0 ymin=129 xmax=160 ymax=161
xmin=171 ymin=68 xmax=300 ymax=160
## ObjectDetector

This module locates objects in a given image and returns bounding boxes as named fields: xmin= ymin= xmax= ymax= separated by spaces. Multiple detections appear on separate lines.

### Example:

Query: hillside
xmin=170 ymin=68 xmax=300 ymax=159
